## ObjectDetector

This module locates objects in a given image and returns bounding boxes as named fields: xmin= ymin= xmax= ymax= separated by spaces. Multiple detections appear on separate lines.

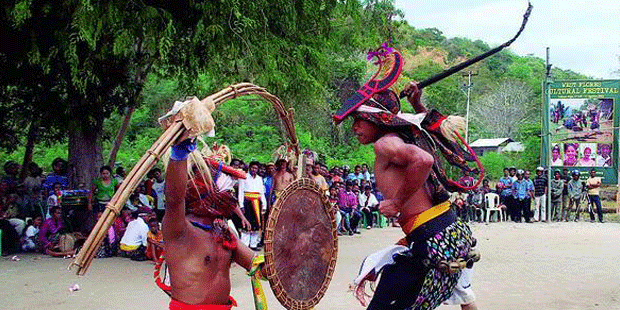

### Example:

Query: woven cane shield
xmin=264 ymin=178 xmax=338 ymax=310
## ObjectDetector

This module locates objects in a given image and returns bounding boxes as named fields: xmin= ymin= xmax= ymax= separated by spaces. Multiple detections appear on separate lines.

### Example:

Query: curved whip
xmin=400 ymin=2 xmax=533 ymax=97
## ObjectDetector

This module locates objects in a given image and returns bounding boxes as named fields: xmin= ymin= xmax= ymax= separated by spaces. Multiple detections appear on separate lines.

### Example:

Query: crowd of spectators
xmin=3 ymin=155 xmax=606 ymax=259
xmin=0 ymin=155 xmax=390 ymax=259
xmin=455 ymin=166 xmax=605 ymax=224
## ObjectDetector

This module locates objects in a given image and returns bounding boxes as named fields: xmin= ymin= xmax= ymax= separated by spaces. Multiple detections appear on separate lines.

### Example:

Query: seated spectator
xmin=146 ymin=218 xmax=164 ymax=261
xmin=338 ymin=182 xmax=362 ymax=235
xmin=21 ymin=215 xmax=43 ymax=252
xmin=91 ymin=165 xmax=119 ymax=212
xmin=119 ymin=211 xmax=149 ymax=261
xmin=328 ymin=186 xmax=343 ymax=235
xmin=39 ymin=206 xmax=75 ymax=257
xmin=95 ymin=211 xmax=117 ymax=258
xmin=42 ymin=158 xmax=69 ymax=193
xmin=359 ymin=185 xmax=379 ymax=229
xmin=0 ymin=195 xmax=20 ymax=255
xmin=113 ymin=207 xmax=132 ymax=245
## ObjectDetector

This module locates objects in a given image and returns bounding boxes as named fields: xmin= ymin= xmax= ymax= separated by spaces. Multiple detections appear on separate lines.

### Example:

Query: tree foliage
xmin=0 ymin=0 xmax=596 ymax=180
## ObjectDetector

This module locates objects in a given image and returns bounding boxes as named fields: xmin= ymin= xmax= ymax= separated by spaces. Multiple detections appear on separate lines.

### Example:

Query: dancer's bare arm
xmin=163 ymin=158 xmax=188 ymax=241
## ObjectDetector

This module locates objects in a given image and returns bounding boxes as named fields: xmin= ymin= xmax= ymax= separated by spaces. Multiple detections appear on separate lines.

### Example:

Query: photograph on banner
xmin=552 ymin=142 xmax=613 ymax=167
xmin=549 ymin=98 xmax=613 ymax=143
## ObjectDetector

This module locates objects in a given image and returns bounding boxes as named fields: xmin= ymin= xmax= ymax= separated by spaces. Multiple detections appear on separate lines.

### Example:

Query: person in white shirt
xmin=119 ymin=211 xmax=149 ymax=255
xmin=237 ymin=161 xmax=267 ymax=250
xmin=358 ymin=185 xmax=379 ymax=229
xmin=21 ymin=215 xmax=42 ymax=252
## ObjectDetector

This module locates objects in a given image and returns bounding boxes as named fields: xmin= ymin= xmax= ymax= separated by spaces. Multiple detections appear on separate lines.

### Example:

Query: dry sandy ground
xmin=2 ymin=221 xmax=619 ymax=310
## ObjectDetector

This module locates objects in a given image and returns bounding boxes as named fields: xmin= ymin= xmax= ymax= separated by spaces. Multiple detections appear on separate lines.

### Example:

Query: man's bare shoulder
xmin=373 ymin=133 xmax=406 ymax=155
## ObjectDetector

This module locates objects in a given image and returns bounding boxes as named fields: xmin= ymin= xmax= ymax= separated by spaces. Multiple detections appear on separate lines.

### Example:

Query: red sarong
xmin=169 ymin=297 xmax=237 ymax=310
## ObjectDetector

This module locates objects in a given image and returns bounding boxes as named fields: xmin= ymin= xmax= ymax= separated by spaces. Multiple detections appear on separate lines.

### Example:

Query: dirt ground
xmin=2 ymin=221 xmax=619 ymax=310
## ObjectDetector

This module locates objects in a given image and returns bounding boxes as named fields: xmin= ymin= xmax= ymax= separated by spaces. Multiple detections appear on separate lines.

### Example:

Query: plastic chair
xmin=372 ymin=211 xmax=388 ymax=228
xmin=485 ymin=193 xmax=503 ymax=222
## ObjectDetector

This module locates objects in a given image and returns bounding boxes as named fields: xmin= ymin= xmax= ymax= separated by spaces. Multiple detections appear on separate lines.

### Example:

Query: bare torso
xmin=274 ymin=171 xmax=295 ymax=192
xmin=164 ymin=217 xmax=233 ymax=305
xmin=374 ymin=133 xmax=434 ymax=225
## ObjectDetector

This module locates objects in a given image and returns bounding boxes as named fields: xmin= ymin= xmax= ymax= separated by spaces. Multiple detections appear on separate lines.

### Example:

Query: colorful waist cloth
xmin=358 ymin=208 xmax=473 ymax=310
xmin=400 ymin=200 xmax=451 ymax=235
xmin=120 ymin=243 xmax=140 ymax=251
xmin=169 ymin=296 xmax=237 ymax=310
xmin=243 ymin=192 xmax=263 ymax=230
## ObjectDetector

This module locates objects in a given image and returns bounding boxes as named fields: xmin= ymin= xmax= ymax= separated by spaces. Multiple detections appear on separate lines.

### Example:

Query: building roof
xmin=469 ymin=138 xmax=513 ymax=148
xmin=503 ymin=142 xmax=525 ymax=152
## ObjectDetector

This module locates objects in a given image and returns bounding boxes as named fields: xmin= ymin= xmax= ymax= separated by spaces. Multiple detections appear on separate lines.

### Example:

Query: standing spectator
xmin=497 ymin=168 xmax=513 ymax=216
xmin=458 ymin=170 xmax=475 ymax=188
xmin=146 ymin=218 xmax=164 ymax=261
xmin=237 ymin=161 xmax=267 ymax=250
xmin=509 ymin=167 xmax=517 ymax=181
xmin=523 ymin=170 xmax=534 ymax=222
xmin=114 ymin=166 xmax=126 ymax=184
xmin=549 ymin=171 xmax=565 ymax=222
xmin=311 ymin=163 xmax=329 ymax=193
xmin=150 ymin=168 xmax=166 ymax=221
xmin=532 ymin=167 xmax=548 ymax=222
xmin=91 ymin=166 xmax=119 ymax=212
xmin=586 ymin=169 xmax=604 ymax=223
xmin=561 ymin=168 xmax=570 ymax=219
xmin=273 ymin=159 xmax=295 ymax=199
xmin=263 ymin=163 xmax=276 ymax=207
xmin=22 ymin=162 xmax=45 ymax=196
xmin=2 ymin=161 xmax=20 ymax=194
xmin=511 ymin=170 xmax=530 ymax=222
xmin=565 ymin=170 xmax=583 ymax=221
xmin=42 ymin=158 xmax=69 ymax=193
xmin=46 ymin=182 xmax=63 ymax=218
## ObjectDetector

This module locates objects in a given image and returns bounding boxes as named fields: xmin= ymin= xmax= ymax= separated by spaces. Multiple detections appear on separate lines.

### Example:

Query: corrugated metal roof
xmin=503 ymin=142 xmax=525 ymax=152
xmin=469 ymin=138 xmax=513 ymax=147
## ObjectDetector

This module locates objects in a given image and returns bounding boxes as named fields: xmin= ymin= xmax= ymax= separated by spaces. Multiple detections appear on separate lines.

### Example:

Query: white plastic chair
xmin=485 ymin=193 xmax=503 ymax=222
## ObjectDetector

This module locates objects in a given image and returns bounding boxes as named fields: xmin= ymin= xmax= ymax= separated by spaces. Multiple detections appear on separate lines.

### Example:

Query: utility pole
xmin=544 ymin=47 xmax=552 ymax=222
xmin=461 ymin=70 xmax=478 ymax=144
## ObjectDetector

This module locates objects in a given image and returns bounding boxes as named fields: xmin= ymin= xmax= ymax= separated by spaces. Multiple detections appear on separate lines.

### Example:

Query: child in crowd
xmin=146 ymin=218 xmax=164 ymax=261
xmin=21 ymin=215 xmax=42 ymax=252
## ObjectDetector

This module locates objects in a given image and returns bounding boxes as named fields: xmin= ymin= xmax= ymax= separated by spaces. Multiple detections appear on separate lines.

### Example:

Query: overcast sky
xmin=393 ymin=0 xmax=620 ymax=79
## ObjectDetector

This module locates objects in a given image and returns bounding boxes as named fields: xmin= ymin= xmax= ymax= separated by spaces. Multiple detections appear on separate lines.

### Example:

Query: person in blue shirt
xmin=511 ymin=170 xmax=533 ymax=223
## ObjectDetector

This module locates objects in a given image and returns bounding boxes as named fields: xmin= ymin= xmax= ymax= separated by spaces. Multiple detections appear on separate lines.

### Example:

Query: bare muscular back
xmin=374 ymin=133 xmax=434 ymax=224
xmin=164 ymin=221 xmax=233 ymax=305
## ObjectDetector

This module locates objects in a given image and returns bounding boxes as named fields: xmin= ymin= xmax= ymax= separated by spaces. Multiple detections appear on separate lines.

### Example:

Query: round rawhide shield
xmin=264 ymin=178 xmax=338 ymax=310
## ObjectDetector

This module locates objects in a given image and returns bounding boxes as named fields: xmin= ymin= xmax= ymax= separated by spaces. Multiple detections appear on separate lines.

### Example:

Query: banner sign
xmin=546 ymin=80 xmax=620 ymax=183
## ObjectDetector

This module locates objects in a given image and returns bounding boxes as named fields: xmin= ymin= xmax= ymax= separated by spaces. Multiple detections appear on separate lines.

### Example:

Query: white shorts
xmin=443 ymin=267 xmax=476 ymax=305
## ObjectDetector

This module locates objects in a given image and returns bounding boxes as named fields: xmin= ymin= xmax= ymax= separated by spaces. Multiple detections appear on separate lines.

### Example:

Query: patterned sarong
xmin=356 ymin=204 xmax=473 ymax=310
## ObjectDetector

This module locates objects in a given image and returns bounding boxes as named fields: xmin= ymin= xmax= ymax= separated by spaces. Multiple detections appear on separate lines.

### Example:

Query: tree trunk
xmin=19 ymin=120 xmax=39 ymax=181
xmin=68 ymin=119 xmax=103 ymax=191
xmin=107 ymin=106 xmax=136 ymax=168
